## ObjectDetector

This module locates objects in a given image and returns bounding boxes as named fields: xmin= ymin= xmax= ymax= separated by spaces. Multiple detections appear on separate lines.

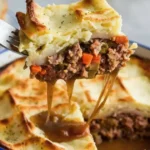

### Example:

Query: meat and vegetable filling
xmin=90 ymin=113 xmax=150 ymax=145
xmin=30 ymin=36 xmax=132 ymax=81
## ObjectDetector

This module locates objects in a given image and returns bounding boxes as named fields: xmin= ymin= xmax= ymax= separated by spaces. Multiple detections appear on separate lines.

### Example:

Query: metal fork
xmin=87 ymin=69 xmax=119 ymax=124
xmin=0 ymin=19 xmax=27 ymax=56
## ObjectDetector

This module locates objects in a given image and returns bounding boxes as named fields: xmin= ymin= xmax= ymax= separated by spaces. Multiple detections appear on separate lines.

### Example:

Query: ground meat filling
xmin=89 ymin=113 xmax=150 ymax=145
xmin=33 ymin=38 xmax=132 ymax=81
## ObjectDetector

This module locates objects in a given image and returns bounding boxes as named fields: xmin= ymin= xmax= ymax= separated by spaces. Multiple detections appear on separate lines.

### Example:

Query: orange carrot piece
xmin=82 ymin=53 xmax=93 ymax=65
xmin=40 ymin=69 xmax=47 ymax=75
xmin=92 ymin=55 xmax=101 ymax=63
xmin=30 ymin=65 xmax=42 ymax=74
xmin=115 ymin=35 xmax=128 ymax=44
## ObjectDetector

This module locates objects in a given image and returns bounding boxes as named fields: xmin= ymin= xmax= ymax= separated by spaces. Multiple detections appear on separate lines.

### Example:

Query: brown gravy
xmin=66 ymin=79 xmax=75 ymax=104
xmin=98 ymin=139 xmax=150 ymax=150
xmin=88 ymin=69 xmax=119 ymax=124
xmin=46 ymin=82 xmax=56 ymax=122
xmin=46 ymin=79 xmax=75 ymax=122
xmin=30 ymin=111 xmax=88 ymax=142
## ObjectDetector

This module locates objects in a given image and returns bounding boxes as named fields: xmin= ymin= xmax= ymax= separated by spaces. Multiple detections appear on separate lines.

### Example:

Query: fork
xmin=0 ymin=19 xmax=27 ymax=56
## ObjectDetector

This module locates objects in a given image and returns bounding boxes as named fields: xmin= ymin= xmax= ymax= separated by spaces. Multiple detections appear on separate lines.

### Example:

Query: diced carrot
xmin=82 ymin=53 xmax=93 ymax=65
xmin=92 ymin=55 xmax=101 ymax=63
xmin=115 ymin=35 xmax=128 ymax=44
xmin=30 ymin=65 xmax=42 ymax=74
xmin=40 ymin=69 xmax=47 ymax=75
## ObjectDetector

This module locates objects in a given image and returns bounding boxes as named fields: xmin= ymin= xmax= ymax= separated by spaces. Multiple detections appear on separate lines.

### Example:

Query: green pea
xmin=101 ymin=43 xmax=108 ymax=54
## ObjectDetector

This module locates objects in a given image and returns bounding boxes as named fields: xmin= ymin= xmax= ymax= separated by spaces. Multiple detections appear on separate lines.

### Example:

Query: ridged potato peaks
xmin=16 ymin=0 xmax=122 ymax=65
xmin=0 ymin=57 xmax=150 ymax=149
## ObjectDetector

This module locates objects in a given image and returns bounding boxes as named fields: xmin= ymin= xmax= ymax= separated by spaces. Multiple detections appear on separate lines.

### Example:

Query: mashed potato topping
xmin=16 ymin=0 xmax=122 ymax=66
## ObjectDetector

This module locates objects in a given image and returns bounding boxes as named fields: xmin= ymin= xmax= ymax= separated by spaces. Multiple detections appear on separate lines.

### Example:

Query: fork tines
xmin=7 ymin=31 xmax=20 ymax=51
xmin=0 ymin=19 xmax=25 ymax=55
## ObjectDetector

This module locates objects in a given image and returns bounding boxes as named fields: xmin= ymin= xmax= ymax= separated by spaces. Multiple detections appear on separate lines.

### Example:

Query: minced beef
xmin=34 ymin=38 xmax=133 ymax=81
xmin=89 ymin=113 xmax=150 ymax=145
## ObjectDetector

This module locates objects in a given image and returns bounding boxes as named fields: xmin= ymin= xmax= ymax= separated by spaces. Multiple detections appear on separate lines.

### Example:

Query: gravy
xmin=46 ymin=79 xmax=75 ymax=121
xmin=30 ymin=111 xmax=89 ymax=142
xmin=66 ymin=79 xmax=75 ymax=104
xmin=88 ymin=69 xmax=119 ymax=124
xmin=46 ymin=81 xmax=56 ymax=122
xmin=98 ymin=139 xmax=150 ymax=150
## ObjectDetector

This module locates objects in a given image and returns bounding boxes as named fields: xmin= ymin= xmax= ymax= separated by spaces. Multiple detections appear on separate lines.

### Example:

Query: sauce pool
xmin=30 ymin=111 xmax=89 ymax=143
xmin=98 ymin=139 xmax=150 ymax=150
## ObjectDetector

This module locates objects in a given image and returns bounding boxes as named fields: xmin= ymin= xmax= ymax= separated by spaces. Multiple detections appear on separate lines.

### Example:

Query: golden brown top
xmin=0 ymin=56 xmax=150 ymax=149
xmin=16 ymin=0 xmax=122 ymax=65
